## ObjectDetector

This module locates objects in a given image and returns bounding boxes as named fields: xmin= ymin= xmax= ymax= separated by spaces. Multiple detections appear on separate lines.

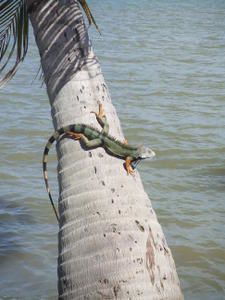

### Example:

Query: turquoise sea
xmin=0 ymin=0 xmax=225 ymax=299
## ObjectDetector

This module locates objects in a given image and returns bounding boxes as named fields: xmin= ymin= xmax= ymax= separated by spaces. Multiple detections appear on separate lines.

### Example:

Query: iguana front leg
xmin=93 ymin=104 xmax=129 ymax=146
xmin=125 ymin=157 xmax=135 ymax=175
xmin=91 ymin=103 xmax=109 ymax=134
xmin=66 ymin=132 xmax=102 ymax=148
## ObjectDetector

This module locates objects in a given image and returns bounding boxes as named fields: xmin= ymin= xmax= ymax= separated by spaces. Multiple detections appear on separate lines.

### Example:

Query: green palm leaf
xmin=78 ymin=0 xmax=100 ymax=34
xmin=0 ymin=0 xmax=99 ymax=87
xmin=0 ymin=0 xmax=29 ymax=87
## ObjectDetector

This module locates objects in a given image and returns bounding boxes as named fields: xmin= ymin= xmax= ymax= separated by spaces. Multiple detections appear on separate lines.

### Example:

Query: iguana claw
xmin=125 ymin=157 xmax=135 ymax=176
xmin=91 ymin=103 xmax=105 ymax=120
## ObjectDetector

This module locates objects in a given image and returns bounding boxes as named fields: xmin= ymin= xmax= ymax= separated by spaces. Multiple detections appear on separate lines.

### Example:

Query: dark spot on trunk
xmin=137 ymin=289 xmax=143 ymax=296
xmin=111 ymin=199 xmax=114 ymax=203
xmin=164 ymin=246 xmax=169 ymax=255
xmin=111 ymin=223 xmax=117 ymax=233
xmin=111 ymin=188 xmax=115 ymax=193
xmin=113 ymin=285 xmax=120 ymax=297
xmin=135 ymin=220 xmax=145 ymax=232
xmin=88 ymin=152 xmax=92 ymax=157
xmin=137 ymin=258 xmax=143 ymax=264
xmin=118 ymin=210 xmax=121 ymax=214
xmin=94 ymin=166 xmax=97 ymax=174
xmin=101 ymin=181 xmax=105 ymax=186
xmin=98 ymin=153 xmax=104 ymax=158
xmin=77 ymin=96 xmax=79 ymax=101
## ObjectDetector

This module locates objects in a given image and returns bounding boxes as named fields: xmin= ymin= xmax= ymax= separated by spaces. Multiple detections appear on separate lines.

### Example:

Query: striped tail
xmin=42 ymin=129 xmax=65 ymax=222
xmin=42 ymin=123 xmax=90 ymax=222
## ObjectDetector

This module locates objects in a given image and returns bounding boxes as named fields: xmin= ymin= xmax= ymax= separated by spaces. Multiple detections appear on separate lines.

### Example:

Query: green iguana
xmin=43 ymin=103 xmax=155 ymax=221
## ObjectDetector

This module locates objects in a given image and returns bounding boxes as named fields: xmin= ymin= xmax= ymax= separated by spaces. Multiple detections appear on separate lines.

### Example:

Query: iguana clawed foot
xmin=125 ymin=157 xmax=135 ymax=176
xmin=91 ymin=103 xmax=107 ymax=129
xmin=91 ymin=103 xmax=105 ymax=120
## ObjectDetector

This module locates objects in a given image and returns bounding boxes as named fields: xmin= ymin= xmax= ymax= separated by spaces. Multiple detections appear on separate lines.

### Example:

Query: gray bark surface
xmin=28 ymin=0 xmax=183 ymax=299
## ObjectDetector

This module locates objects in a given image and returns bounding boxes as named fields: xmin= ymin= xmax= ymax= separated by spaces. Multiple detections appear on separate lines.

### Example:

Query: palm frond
xmin=78 ymin=0 xmax=101 ymax=34
xmin=0 ymin=0 xmax=29 ymax=87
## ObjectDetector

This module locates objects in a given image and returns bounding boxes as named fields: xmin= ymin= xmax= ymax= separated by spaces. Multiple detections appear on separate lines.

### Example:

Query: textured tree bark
xmin=28 ymin=0 xmax=183 ymax=299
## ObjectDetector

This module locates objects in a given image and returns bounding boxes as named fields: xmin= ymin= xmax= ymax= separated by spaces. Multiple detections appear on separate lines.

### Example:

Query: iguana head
xmin=132 ymin=146 xmax=156 ymax=169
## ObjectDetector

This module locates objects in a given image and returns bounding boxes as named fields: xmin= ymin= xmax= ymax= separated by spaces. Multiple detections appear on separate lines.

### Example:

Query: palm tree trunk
xmin=28 ymin=0 xmax=183 ymax=299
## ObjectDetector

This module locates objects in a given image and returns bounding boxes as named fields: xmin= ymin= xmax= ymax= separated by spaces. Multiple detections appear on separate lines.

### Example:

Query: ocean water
xmin=0 ymin=0 xmax=225 ymax=299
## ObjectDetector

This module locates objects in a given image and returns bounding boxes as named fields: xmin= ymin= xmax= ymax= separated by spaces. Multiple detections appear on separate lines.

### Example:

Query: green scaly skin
xmin=42 ymin=104 xmax=155 ymax=222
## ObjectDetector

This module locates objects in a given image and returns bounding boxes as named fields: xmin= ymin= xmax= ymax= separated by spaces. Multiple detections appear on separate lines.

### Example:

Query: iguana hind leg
xmin=66 ymin=132 xmax=83 ymax=140
xmin=66 ymin=132 xmax=102 ymax=148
